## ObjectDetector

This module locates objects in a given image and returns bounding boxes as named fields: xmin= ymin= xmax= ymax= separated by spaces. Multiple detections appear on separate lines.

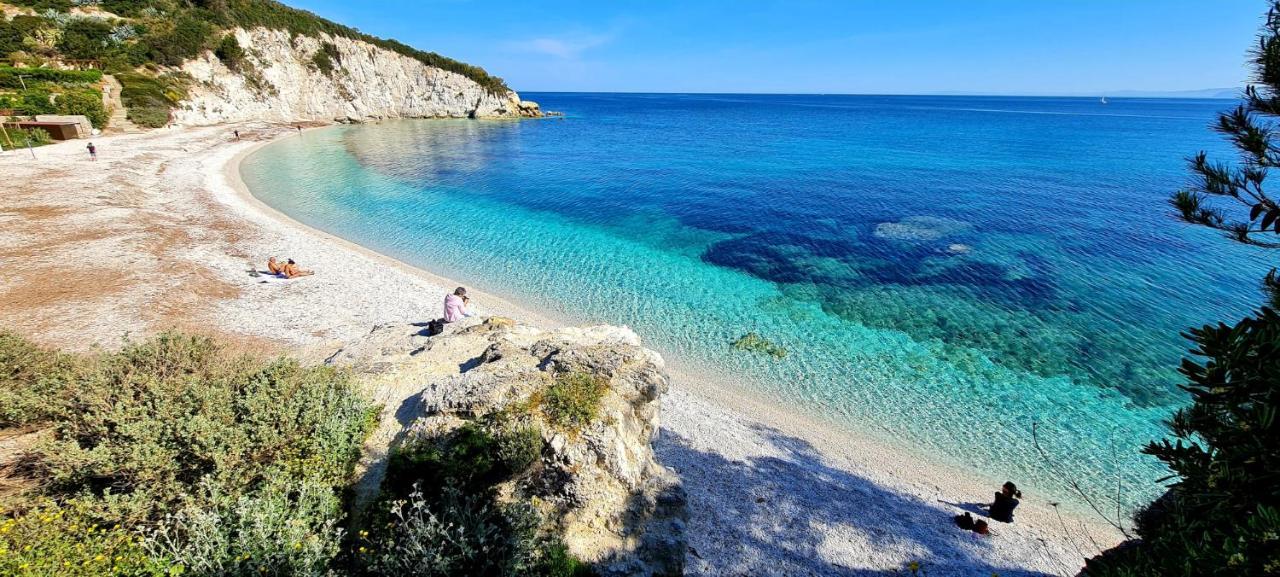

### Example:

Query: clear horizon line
xmin=515 ymin=89 xmax=1243 ymax=99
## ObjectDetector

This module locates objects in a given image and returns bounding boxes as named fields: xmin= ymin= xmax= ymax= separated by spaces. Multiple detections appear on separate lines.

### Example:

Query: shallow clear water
xmin=242 ymin=93 xmax=1271 ymax=511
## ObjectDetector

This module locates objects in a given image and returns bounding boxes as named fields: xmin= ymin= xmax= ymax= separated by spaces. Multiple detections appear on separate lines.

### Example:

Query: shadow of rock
xmin=655 ymin=423 xmax=1068 ymax=577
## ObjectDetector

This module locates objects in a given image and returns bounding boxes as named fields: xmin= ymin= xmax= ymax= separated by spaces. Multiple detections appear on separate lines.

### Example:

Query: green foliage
xmin=0 ymin=66 xmax=103 ymax=88
xmin=1087 ymin=6 xmax=1280 ymax=572
xmin=540 ymin=372 xmax=609 ymax=432
xmin=1 ymin=126 xmax=55 ymax=150
xmin=0 ymin=331 xmax=376 ymax=575
xmin=16 ymin=87 xmax=55 ymax=114
xmin=383 ymin=419 xmax=541 ymax=499
xmin=492 ymin=421 xmax=543 ymax=475
xmin=146 ymin=478 xmax=346 ymax=577
xmin=6 ymin=0 xmax=74 ymax=11
xmin=1083 ymin=310 xmax=1280 ymax=576
xmin=0 ymin=503 xmax=177 ymax=576
xmin=27 ymin=333 xmax=375 ymax=526
xmin=56 ymin=88 xmax=108 ymax=128
xmin=364 ymin=487 xmax=588 ymax=577
xmin=57 ymin=17 xmax=114 ymax=60
xmin=731 ymin=331 xmax=788 ymax=359
xmin=367 ymin=414 xmax=588 ymax=577
xmin=215 ymin=0 xmax=509 ymax=93
xmin=143 ymin=15 xmax=213 ymax=67
xmin=214 ymin=33 xmax=245 ymax=71
xmin=309 ymin=41 xmax=338 ymax=76
xmin=116 ymin=71 xmax=185 ymax=128
xmin=1172 ymin=2 xmax=1280 ymax=304
xmin=0 ymin=330 xmax=75 ymax=427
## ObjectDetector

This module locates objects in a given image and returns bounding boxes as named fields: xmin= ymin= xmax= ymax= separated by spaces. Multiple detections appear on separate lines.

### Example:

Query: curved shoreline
xmin=220 ymin=122 xmax=1124 ymax=574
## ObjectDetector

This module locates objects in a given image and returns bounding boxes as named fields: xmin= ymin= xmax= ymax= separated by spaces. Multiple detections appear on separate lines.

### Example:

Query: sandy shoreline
xmin=3 ymin=123 xmax=1122 ymax=576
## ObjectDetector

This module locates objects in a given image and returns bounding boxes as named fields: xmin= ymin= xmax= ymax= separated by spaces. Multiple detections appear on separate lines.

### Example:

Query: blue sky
xmin=288 ymin=0 xmax=1262 ymax=94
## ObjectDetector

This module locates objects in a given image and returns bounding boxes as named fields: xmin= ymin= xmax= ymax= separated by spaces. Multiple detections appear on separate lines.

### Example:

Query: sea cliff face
xmin=174 ymin=27 xmax=539 ymax=125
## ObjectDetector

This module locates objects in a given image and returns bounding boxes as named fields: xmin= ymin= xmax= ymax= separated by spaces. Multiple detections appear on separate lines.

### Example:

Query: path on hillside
xmin=102 ymin=75 xmax=144 ymax=134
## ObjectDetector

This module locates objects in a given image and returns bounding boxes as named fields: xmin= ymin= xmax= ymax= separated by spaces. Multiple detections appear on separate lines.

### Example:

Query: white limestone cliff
xmin=174 ymin=27 xmax=540 ymax=126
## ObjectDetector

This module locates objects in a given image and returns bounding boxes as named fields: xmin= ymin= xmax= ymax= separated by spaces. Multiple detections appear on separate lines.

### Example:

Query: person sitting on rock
xmin=280 ymin=258 xmax=313 ymax=279
xmin=443 ymin=287 xmax=474 ymax=322
xmin=989 ymin=482 xmax=1022 ymax=523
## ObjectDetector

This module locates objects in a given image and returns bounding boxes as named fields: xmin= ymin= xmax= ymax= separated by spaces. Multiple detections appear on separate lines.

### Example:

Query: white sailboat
xmin=1100 ymin=96 xmax=1108 ymax=104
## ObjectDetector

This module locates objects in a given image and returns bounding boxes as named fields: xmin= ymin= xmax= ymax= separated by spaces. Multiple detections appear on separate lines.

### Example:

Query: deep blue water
xmin=242 ymin=93 xmax=1272 ymax=511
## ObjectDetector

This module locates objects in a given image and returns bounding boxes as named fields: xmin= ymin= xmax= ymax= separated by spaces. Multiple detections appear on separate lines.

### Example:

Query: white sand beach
xmin=1 ymin=124 xmax=1125 ymax=576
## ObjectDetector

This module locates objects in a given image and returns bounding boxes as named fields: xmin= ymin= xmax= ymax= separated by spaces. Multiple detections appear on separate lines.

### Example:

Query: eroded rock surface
xmin=325 ymin=318 xmax=687 ymax=577
xmin=176 ymin=28 xmax=541 ymax=125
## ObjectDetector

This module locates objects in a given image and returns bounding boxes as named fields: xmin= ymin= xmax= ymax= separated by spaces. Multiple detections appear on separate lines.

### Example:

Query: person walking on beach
xmin=234 ymin=129 xmax=240 ymax=140
xmin=988 ymin=482 xmax=1021 ymax=523
xmin=86 ymin=142 xmax=97 ymax=161
xmin=443 ymin=287 xmax=474 ymax=322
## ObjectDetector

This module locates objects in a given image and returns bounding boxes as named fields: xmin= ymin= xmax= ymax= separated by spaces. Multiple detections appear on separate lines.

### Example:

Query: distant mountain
xmin=1104 ymin=87 xmax=1243 ymax=99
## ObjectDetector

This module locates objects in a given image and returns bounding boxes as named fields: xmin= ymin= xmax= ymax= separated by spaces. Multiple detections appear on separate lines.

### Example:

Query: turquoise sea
xmin=241 ymin=93 xmax=1271 ymax=512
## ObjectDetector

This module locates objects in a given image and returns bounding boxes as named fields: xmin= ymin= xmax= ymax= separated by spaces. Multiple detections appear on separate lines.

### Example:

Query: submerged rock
xmin=874 ymin=215 xmax=972 ymax=242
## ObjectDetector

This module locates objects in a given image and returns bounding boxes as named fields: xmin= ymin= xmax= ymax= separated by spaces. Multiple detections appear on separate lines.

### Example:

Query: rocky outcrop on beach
xmin=174 ymin=28 xmax=541 ymax=125
xmin=324 ymin=318 xmax=687 ymax=577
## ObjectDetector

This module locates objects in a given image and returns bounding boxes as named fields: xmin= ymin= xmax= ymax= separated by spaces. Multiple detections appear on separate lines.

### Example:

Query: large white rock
xmin=174 ymin=28 xmax=530 ymax=125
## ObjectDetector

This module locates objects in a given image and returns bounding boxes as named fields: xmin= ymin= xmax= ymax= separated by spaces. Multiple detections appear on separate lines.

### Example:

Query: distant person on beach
xmin=234 ymin=129 xmax=240 ymax=140
xmin=988 ymin=482 xmax=1021 ymax=523
xmin=266 ymin=257 xmax=312 ymax=278
xmin=86 ymin=142 xmax=96 ymax=161
xmin=443 ymin=287 xmax=474 ymax=322
xmin=280 ymin=259 xmax=313 ymax=278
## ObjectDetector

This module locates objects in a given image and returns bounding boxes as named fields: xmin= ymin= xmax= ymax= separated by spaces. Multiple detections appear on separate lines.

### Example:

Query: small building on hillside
xmin=3 ymin=120 xmax=82 ymax=141
xmin=34 ymin=115 xmax=93 ymax=138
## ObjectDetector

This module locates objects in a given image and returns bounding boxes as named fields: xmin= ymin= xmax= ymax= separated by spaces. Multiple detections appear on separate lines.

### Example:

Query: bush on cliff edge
xmin=0 ymin=331 xmax=377 ymax=574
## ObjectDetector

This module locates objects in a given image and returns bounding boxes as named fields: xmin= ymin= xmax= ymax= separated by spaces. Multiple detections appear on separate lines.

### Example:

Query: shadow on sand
xmin=654 ymin=423 xmax=1073 ymax=577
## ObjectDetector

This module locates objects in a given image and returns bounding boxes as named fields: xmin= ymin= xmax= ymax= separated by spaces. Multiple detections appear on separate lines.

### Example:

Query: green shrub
xmin=57 ymin=17 xmax=114 ymax=60
xmin=213 ymin=33 xmax=245 ymax=71
xmin=0 ymin=502 xmax=175 ymax=577
xmin=1082 ymin=309 xmax=1280 ymax=576
xmin=117 ymin=72 xmax=185 ymax=128
xmin=540 ymin=373 xmax=608 ymax=432
xmin=17 ymin=87 xmax=55 ymax=114
xmin=27 ymin=332 xmax=375 ymax=526
xmin=309 ymin=41 xmax=338 ymax=76
xmin=143 ymin=15 xmax=212 ymax=67
xmin=493 ymin=421 xmax=542 ymax=475
xmin=146 ymin=478 xmax=346 ymax=577
xmin=363 ymin=486 xmax=548 ymax=577
xmin=0 ymin=330 xmax=76 ymax=428
xmin=384 ymin=423 xmax=506 ymax=498
xmin=0 ymin=332 xmax=376 ymax=575
xmin=0 ymin=67 xmax=103 ymax=88
xmin=56 ymin=88 xmax=108 ymax=128
xmin=2 ymin=127 xmax=55 ymax=150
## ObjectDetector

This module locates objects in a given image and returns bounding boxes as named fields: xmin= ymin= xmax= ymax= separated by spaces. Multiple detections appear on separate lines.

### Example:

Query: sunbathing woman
xmin=267 ymin=257 xmax=284 ymax=275
xmin=280 ymin=259 xmax=314 ymax=279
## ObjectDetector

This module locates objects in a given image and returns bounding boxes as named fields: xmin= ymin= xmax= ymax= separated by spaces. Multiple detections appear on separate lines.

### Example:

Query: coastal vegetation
xmin=0 ymin=0 xmax=509 ymax=93
xmin=0 ymin=329 xmax=602 ymax=576
xmin=1082 ymin=2 xmax=1280 ymax=575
